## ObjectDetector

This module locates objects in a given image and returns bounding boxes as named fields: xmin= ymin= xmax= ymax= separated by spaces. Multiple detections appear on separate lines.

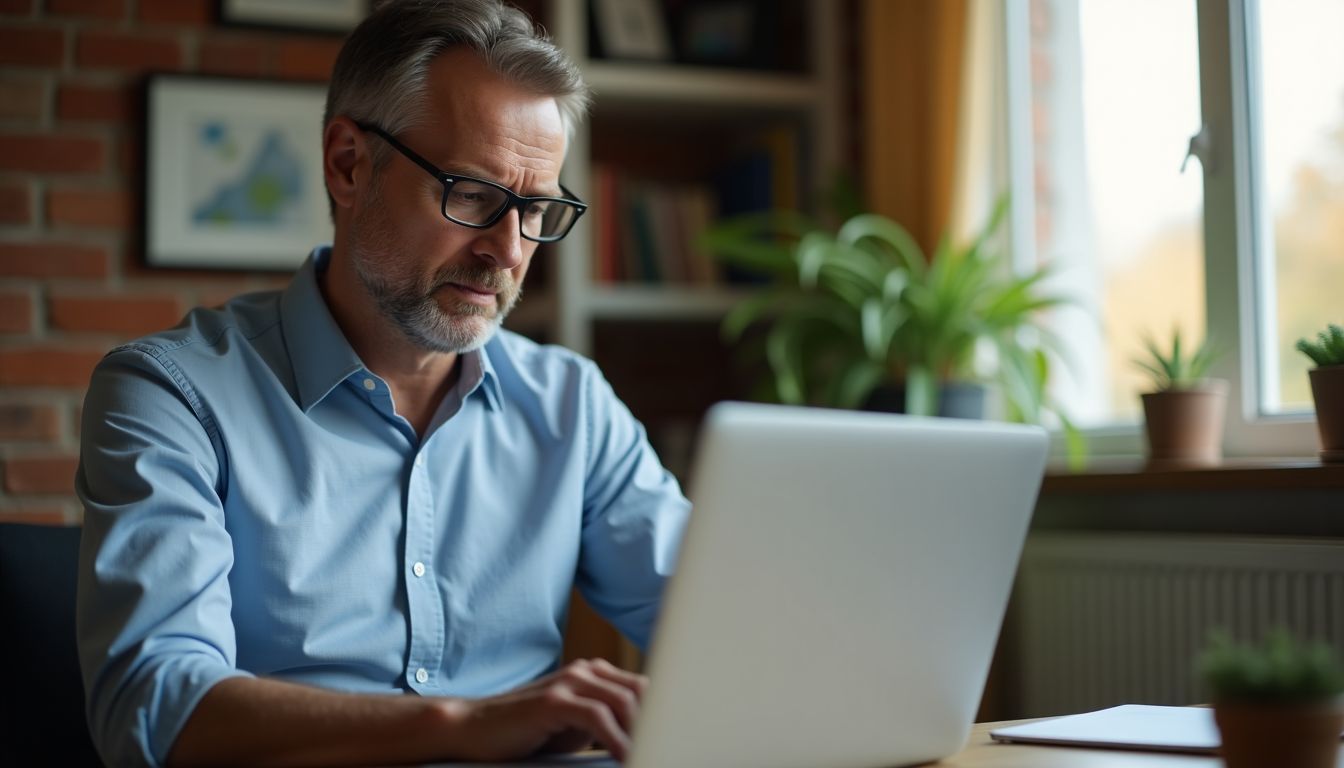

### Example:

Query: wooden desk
xmin=948 ymin=719 xmax=1344 ymax=767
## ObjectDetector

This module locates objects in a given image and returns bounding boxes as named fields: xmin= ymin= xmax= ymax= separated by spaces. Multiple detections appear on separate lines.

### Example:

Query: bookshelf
xmin=506 ymin=0 xmax=845 ymax=673
xmin=504 ymin=0 xmax=843 ymax=357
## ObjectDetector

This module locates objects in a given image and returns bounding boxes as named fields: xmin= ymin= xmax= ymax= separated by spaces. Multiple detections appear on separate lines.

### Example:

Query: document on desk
xmin=989 ymin=705 xmax=1221 ymax=753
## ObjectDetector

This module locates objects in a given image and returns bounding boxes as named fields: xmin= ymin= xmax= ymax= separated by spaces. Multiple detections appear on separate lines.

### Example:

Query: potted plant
xmin=700 ymin=198 xmax=1080 ymax=449
xmin=1295 ymin=323 xmax=1344 ymax=463
xmin=1134 ymin=329 xmax=1226 ymax=468
xmin=1199 ymin=630 xmax=1344 ymax=768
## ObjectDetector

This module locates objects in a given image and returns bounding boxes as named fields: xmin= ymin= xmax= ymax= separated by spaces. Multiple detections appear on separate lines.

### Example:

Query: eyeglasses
xmin=357 ymin=122 xmax=587 ymax=243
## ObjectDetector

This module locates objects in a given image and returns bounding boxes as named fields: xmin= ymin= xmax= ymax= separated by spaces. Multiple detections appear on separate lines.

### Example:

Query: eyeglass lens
xmin=443 ymin=179 xmax=580 ymax=240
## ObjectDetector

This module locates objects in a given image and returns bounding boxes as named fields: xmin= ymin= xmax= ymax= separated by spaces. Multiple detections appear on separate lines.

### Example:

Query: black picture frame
xmin=219 ymin=0 xmax=370 ymax=34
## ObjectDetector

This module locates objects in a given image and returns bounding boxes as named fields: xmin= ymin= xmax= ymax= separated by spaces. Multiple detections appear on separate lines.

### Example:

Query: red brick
xmin=137 ymin=0 xmax=209 ymax=26
xmin=76 ymin=31 xmax=181 ymax=72
xmin=0 ymin=182 xmax=32 ymax=225
xmin=49 ymin=0 xmax=126 ymax=20
xmin=49 ymin=293 xmax=181 ymax=335
xmin=0 ymin=291 xmax=34 ymax=333
xmin=56 ymin=82 xmax=134 ymax=122
xmin=0 ymin=0 xmax=35 ymax=14
xmin=0 ymin=77 xmax=46 ymax=120
xmin=0 ymin=26 xmax=64 ymax=67
xmin=116 ymin=133 xmax=140 ymax=179
xmin=276 ymin=38 xmax=342 ymax=81
xmin=0 ymin=346 xmax=105 ymax=388
xmin=0 ymin=402 xmax=60 ymax=440
xmin=199 ymin=38 xmax=271 ymax=77
xmin=0 ymin=509 xmax=70 ymax=526
xmin=3 ymin=454 xmax=79 ymax=494
xmin=0 ymin=513 xmax=70 ymax=527
xmin=0 ymin=134 xmax=105 ymax=174
xmin=0 ymin=241 xmax=110 ymax=279
xmin=46 ymin=187 xmax=133 ymax=230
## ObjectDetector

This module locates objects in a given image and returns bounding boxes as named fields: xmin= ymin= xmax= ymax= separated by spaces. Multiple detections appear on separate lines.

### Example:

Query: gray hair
xmin=324 ymin=0 xmax=589 ymax=182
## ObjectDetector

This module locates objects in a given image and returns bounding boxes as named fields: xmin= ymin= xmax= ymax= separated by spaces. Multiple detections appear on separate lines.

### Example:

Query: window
xmin=1009 ymin=0 xmax=1333 ymax=457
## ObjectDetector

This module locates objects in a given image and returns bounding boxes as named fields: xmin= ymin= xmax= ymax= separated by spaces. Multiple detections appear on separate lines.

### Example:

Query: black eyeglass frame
xmin=356 ymin=122 xmax=588 ymax=243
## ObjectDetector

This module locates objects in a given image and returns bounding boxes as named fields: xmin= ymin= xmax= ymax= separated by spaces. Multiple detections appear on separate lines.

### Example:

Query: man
xmin=75 ymin=1 xmax=690 ymax=765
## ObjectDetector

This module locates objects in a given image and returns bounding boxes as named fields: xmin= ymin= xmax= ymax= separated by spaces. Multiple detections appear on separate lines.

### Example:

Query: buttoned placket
xmin=402 ymin=433 xmax=445 ymax=693
xmin=354 ymin=371 xmax=448 ymax=693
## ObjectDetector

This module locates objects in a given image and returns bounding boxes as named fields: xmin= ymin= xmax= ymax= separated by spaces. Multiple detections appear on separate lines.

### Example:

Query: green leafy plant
xmin=1199 ymin=629 xmax=1344 ymax=704
xmin=1134 ymin=329 xmax=1222 ymax=391
xmin=1295 ymin=323 xmax=1344 ymax=368
xmin=699 ymin=197 xmax=1079 ymax=448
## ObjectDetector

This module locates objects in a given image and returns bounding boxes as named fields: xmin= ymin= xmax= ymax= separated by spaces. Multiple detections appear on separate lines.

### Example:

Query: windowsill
xmin=1043 ymin=457 xmax=1344 ymax=494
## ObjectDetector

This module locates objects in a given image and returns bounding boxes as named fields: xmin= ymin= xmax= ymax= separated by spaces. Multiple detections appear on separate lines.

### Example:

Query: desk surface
xmin=949 ymin=718 xmax=1344 ymax=767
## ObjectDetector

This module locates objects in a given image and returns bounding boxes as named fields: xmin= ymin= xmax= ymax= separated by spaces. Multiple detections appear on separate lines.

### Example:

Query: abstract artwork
xmin=145 ymin=75 xmax=331 ymax=270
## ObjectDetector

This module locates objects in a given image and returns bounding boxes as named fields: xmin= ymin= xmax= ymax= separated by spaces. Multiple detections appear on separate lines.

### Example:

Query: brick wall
xmin=0 ymin=0 xmax=345 ymax=523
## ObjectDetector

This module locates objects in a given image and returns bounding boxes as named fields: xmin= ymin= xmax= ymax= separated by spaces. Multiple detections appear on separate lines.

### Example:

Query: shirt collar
xmin=469 ymin=337 xmax=505 ymax=413
xmin=280 ymin=247 xmax=366 ymax=411
xmin=281 ymin=246 xmax=506 ymax=413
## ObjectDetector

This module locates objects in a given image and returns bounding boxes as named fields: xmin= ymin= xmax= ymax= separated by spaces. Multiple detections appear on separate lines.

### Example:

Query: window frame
xmin=1006 ymin=0 xmax=1319 ymax=462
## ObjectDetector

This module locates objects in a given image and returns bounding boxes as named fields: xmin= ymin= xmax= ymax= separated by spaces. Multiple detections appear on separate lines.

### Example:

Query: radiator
xmin=1009 ymin=533 xmax=1344 ymax=718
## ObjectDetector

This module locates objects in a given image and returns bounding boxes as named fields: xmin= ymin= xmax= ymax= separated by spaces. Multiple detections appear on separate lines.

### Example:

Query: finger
xmin=553 ymin=694 xmax=631 ymax=762
xmin=559 ymin=667 xmax=640 ymax=733
xmin=584 ymin=658 xmax=649 ymax=701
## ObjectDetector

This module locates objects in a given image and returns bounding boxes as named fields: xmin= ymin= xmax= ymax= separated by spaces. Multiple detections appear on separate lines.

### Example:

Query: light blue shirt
xmin=75 ymin=248 xmax=690 ymax=767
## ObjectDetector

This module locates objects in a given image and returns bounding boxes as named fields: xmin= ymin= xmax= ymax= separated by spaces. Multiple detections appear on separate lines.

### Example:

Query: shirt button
xmin=362 ymin=378 xmax=376 ymax=391
xmin=414 ymin=455 xmax=424 ymax=468
xmin=412 ymin=561 xmax=426 ymax=578
xmin=415 ymin=667 xmax=429 ymax=684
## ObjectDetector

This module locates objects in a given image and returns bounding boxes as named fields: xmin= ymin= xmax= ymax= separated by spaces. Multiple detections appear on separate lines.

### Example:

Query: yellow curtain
xmin=861 ymin=0 xmax=968 ymax=253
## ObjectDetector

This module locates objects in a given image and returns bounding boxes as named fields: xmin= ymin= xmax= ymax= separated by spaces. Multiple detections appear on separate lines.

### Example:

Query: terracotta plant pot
xmin=1309 ymin=365 xmax=1344 ymax=463
xmin=1213 ymin=701 xmax=1344 ymax=768
xmin=1140 ymin=380 xmax=1228 ymax=468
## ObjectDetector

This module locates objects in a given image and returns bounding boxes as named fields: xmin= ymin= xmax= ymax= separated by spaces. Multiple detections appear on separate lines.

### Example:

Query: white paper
xmin=990 ymin=705 xmax=1222 ymax=753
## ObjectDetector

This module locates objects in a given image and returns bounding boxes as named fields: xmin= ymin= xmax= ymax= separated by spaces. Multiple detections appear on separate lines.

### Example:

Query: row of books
xmin=592 ymin=168 xmax=718 ymax=285
xmin=590 ymin=128 xmax=802 ymax=285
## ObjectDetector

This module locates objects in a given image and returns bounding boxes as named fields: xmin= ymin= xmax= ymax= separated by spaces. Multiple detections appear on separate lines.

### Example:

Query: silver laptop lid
xmin=629 ymin=402 xmax=1048 ymax=768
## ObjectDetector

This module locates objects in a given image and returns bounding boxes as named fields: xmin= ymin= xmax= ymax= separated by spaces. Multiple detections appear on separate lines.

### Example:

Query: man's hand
xmin=440 ymin=658 xmax=647 ymax=763
xmin=168 ymin=659 xmax=647 ymax=766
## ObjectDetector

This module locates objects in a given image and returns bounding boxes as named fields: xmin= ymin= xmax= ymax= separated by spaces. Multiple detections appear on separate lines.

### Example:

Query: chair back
xmin=0 ymin=523 xmax=102 ymax=765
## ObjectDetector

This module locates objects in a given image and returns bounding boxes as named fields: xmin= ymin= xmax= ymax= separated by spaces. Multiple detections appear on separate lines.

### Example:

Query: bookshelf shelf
xmin=546 ymin=0 xmax=840 ymax=356
xmin=584 ymin=63 xmax=820 ymax=110
xmin=586 ymin=285 xmax=755 ymax=319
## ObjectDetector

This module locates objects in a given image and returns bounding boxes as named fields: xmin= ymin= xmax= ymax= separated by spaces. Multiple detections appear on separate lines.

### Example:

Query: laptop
xmin=457 ymin=401 xmax=1048 ymax=767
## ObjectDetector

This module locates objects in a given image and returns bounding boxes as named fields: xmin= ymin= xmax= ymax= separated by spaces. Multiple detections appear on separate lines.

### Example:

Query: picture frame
xmin=220 ymin=0 xmax=369 ymax=33
xmin=592 ymin=0 xmax=673 ymax=62
xmin=144 ymin=75 xmax=332 ymax=271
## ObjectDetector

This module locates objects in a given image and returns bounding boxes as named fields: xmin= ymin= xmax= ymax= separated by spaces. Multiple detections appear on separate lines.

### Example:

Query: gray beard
xmin=352 ymin=257 xmax=520 ymax=354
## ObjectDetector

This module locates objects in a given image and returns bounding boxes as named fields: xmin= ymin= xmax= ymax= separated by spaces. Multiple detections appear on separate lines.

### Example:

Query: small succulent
xmin=1199 ymin=629 xmax=1344 ymax=704
xmin=1134 ymin=328 xmax=1221 ymax=391
xmin=1295 ymin=323 xmax=1344 ymax=368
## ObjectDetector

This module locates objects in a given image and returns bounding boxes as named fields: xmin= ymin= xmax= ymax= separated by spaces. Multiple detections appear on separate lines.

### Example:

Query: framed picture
xmin=593 ymin=0 xmax=672 ymax=61
xmin=220 ymin=0 xmax=369 ymax=33
xmin=144 ymin=75 xmax=332 ymax=271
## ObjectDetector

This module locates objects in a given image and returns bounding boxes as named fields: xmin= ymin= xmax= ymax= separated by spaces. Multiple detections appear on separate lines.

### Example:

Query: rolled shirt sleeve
xmin=576 ymin=362 xmax=692 ymax=651
xmin=76 ymin=346 xmax=253 ymax=767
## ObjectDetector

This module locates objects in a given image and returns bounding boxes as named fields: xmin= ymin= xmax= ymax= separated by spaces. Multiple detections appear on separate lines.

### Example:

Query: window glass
xmin=1255 ymin=0 xmax=1344 ymax=414
xmin=1028 ymin=0 xmax=1204 ymax=427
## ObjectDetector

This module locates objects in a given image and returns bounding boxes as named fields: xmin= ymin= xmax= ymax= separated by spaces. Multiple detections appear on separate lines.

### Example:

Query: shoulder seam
xmin=111 ymin=342 xmax=229 ymax=484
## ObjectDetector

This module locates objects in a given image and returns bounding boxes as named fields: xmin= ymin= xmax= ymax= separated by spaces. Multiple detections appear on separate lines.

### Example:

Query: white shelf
xmin=548 ymin=0 xmax=840 ymax=355
xmin=586 ymin=285 xmax=755 ymax=319
xmin=584 ymin=62 xmax=820 ymax=109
